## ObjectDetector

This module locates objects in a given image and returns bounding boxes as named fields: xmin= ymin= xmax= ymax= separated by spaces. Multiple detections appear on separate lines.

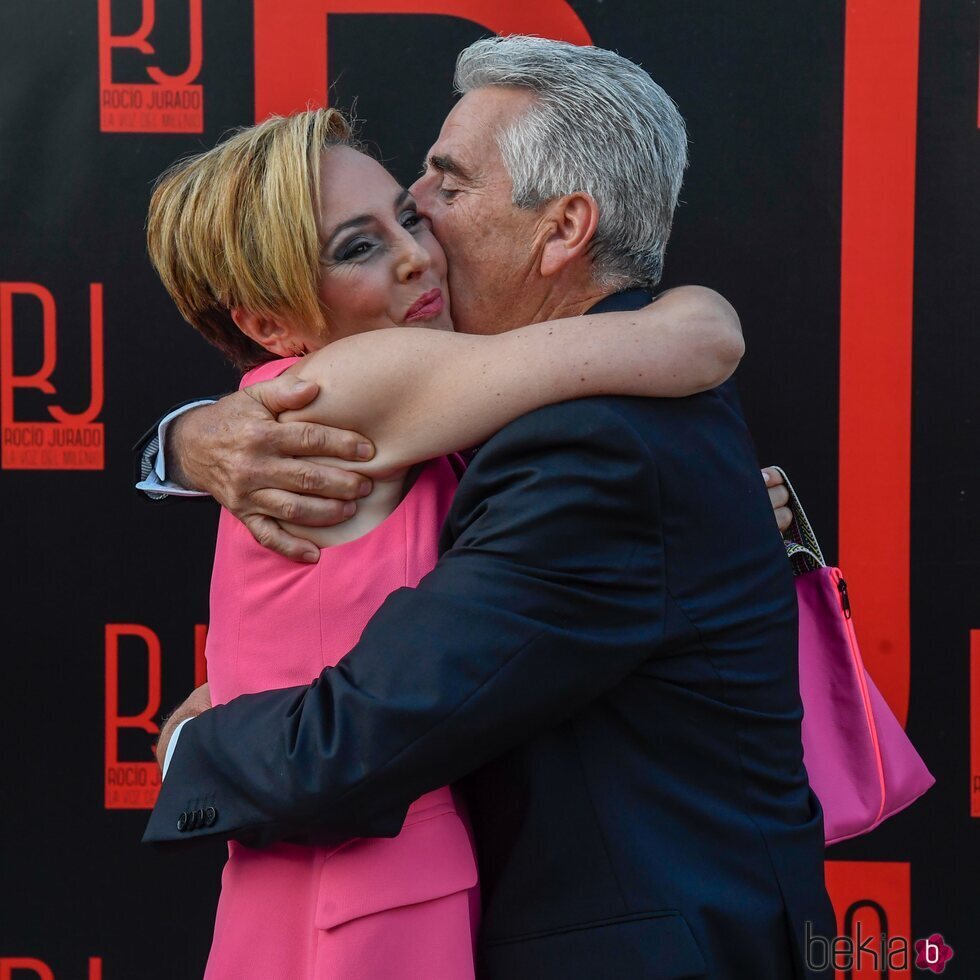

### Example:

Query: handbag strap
xmin=771 ymin=466 xmax=827 ymax=576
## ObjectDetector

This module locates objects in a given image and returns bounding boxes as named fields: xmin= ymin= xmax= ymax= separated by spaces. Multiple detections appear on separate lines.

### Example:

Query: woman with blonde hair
xmin=147 ymin=107 xmax=744 ymax=978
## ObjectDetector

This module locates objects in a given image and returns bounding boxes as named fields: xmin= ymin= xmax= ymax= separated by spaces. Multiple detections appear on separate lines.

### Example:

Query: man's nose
xmin=409 ymin=174 xmax=434 ymax=218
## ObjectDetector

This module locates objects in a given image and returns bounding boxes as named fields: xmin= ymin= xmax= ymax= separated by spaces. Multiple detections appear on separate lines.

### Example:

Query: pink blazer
xmin=202 ymin=358 xmax=479 ymax=979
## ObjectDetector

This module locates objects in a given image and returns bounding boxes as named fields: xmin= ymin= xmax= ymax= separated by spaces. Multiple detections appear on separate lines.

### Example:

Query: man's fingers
xmin=250 ymin=488 xmax=360 ymax=528
xmin=243 ymin=378 xmax=376 ymax=461
xmin=271 ymin=420 xmax=375 ymax=462
xmin=241 ymin=513 xmax=322 ymax=564
xmin=774 ymin=506 xmax=793 ymax=533
xmin=246 ymin=458 xmax=372 ymax=500
xmin=244 ymin=374 xmax=321 ymax=416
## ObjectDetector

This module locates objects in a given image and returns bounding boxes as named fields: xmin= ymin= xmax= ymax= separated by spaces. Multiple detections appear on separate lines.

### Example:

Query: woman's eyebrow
xmin=324 ymin=189 xmax=414 ymax=251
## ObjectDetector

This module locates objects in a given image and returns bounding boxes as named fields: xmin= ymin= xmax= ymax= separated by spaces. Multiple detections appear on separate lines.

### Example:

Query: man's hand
xmin=166 ymin=374 xmax=376 ymax=563
xmin=762 ymin=467 xmax=792 ymax=533
xmin=155 ymin=683 xmax=212 ymax=771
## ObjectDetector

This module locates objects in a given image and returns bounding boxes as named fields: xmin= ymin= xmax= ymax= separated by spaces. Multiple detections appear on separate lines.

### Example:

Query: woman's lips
xmin=404 ymin=288 xmax=444 ymax=323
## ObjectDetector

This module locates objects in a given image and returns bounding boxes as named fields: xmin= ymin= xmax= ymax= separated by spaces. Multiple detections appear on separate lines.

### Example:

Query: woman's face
xmin=314 ymin=146 xmax=453 ymax=343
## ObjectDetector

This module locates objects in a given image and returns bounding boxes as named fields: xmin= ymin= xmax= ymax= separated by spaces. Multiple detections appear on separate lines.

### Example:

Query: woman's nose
xmin=395 ymin=231 xmax=431 ymax=283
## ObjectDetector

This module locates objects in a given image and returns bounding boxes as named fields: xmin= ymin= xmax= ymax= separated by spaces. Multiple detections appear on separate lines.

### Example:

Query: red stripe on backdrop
xmin=253 ymin=0 xmax=593 ymax=121
xmin=971 ymin=631 xmax=980 ymax=816
xmin=195 ymin=623 xmax=209 ymax=688
xmin=824 ymin=861 xmax=912 ymax=979
xmin=839 ymin=0 xmax=920 ymax=726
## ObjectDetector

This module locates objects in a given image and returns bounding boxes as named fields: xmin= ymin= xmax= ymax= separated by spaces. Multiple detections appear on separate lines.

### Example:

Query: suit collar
xmin=587 ymin=287 xmax=654 ymax=315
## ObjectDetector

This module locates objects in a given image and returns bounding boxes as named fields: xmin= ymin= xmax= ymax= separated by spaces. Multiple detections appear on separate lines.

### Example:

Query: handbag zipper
xmin=836 ymin=577 xmax=852 ymax=619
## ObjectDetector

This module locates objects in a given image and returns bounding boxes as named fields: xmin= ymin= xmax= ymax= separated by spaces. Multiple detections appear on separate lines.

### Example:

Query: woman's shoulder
xmin=239 ymin=355 xmax=301 ymax=390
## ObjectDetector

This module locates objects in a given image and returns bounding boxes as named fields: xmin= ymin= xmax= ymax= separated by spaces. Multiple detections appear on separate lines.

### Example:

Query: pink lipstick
xmin=404 ymin=288 xmax=444 ymax=323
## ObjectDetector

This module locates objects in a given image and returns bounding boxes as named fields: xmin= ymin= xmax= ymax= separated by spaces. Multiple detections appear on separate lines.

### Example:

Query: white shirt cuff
xmin=162 ymin=717 xmax=192 ymax=779
xmin=135 ymin=400 xmax=215 ymax=498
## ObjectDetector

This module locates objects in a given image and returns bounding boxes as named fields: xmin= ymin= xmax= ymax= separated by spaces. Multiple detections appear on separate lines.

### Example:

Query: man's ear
xmin=538 ymin=192 xmax=600 ymax=278
xmin=230 ymin=307 xmax=298 ymax=357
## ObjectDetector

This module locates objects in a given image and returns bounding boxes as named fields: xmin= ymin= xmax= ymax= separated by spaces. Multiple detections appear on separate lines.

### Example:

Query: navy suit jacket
xmin=145 ymin=289 xmax=835 ymax=979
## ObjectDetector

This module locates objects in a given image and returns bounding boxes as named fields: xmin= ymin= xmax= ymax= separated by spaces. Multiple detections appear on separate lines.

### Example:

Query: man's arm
xmin=134 ymin=399 xmax=220 ymax=499
xmin=132 ymin=374 xmax=377 ymax=562
xmin=156 ymin=463 xmax=792 ymax=766
xmin=144 ymin=398 xmax=665 ymax=847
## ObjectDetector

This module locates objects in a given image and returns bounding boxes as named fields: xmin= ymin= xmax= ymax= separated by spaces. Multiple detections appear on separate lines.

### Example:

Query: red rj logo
xmin=97 ymin=0 xmax=204 ymax=133
xmin=0 ymin=958 xmax=103 ymax=980
xmin=0 ymin=282 xmax=105 ymax=470
xmin=104 ymin=624 xmax=208 ymax=809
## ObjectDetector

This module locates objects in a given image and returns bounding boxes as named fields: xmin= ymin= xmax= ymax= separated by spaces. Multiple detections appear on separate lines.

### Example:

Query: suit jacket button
xmin=195 ymin=808 xmax=206 ymax=828
xmin=176 ymin=812 xmax=188 ymax=832
xmin=204 ymin=806 xmax=218 ymax=827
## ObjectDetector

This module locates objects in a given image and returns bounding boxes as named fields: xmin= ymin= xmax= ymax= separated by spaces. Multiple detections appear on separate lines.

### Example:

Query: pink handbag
xmin=776 ymin=467 xmax=935 ymax=845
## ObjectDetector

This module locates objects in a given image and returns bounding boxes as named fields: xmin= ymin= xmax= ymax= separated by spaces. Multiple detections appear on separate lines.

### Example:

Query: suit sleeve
xmin=132 ymin=397 xmax=226 ymax=500
xmin=143 ymin=398 xmax=666 ymax=847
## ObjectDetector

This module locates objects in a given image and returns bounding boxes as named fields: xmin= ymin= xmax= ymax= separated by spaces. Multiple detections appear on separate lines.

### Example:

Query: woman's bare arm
xmin=279 ymin=285 xmax=742 ymax=475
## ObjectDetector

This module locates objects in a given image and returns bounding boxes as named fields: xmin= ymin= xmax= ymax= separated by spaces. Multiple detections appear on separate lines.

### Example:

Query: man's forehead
xmin=427 ymin=106 xmax=487 ymax=167
xmin=423 ymin=129 xmax=483 ymax=181
xmin=425 ymin=87 xmax=537 ymax=174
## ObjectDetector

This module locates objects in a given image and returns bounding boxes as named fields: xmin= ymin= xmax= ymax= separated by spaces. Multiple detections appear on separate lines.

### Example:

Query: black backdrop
xmin=1 ymin=1 xmax=977 ymax=977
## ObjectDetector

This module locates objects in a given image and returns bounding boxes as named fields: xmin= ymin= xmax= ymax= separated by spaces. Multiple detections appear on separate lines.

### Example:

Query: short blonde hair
xmin=146 ymin=108 xmax=355 ymax=370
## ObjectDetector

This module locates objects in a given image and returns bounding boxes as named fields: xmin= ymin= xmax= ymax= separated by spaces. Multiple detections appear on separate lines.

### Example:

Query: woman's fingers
xmin=769 ymin=484 xmax=791 ymax=531
xmin=773 ymin=505 xmax=794 ymax=533
xmin=761 ymin=466 xmax=783 ymax=487
xmin=768 ymin=484 xmax=790 ymax=511
xmin=761 ymin=467 xmax=793 ymax=533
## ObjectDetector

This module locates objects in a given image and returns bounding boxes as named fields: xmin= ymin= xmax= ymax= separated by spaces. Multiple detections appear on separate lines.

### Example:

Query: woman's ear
xmin=538 ymin=192 xmax=600 ymax=278
xmin=230 ymin=307 xmax=301 ymax=357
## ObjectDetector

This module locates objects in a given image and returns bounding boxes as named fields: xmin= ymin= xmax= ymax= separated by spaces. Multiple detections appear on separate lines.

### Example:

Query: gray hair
xmin=455 ymin=35 xmax=688 ymax=288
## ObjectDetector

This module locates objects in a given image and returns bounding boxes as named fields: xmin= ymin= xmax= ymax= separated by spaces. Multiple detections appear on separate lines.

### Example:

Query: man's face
xmin=410 ymin=87 xmax=544 ymax=335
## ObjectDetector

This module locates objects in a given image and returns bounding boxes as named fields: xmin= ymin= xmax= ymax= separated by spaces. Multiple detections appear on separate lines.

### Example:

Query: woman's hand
xmin=762 ymin=467 xmax=792 ymax=533
xmin=166 ymin=374 xmax=377 ymax=562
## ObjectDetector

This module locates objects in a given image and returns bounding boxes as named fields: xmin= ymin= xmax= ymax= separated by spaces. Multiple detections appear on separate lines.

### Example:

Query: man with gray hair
xmin=145 ymin=36 xmax=833 ymax=979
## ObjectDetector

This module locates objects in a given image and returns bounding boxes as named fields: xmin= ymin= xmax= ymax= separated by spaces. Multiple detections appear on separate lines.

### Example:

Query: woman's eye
xmin=400 ymin=210 xmax=422 ymax=229
xmin=339 ymin=240 xmax=373 ymax=261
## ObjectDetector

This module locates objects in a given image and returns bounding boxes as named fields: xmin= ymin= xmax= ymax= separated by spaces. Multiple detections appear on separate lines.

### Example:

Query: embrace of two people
xmin=138 ymin=35 xmax=835 ymax=980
